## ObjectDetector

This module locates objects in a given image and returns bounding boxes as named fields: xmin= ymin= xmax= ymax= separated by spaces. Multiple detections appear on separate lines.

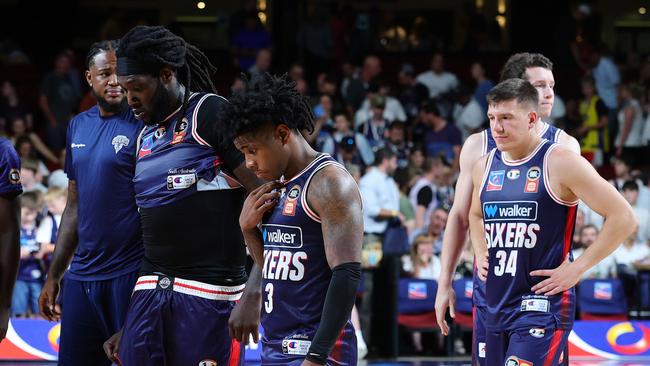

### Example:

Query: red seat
xmin=397 ymin=312 xmax=437 ymax=330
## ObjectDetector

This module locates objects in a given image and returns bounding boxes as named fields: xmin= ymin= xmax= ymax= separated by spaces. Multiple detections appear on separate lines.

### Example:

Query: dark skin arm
xmin=0 ymin=195 xmax=20 ymax=342
xmin=301 ymin=166 xmax=363 ymax=366
xmin=39 ymin=180 xmax=78 ymax=321
xmin=228 ymin=164 xmax=273 ymax=345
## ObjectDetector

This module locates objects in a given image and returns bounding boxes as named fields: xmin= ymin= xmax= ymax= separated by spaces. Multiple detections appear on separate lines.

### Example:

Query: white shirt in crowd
xmin=572 ymin=247 xmax=617 ymax=279
xmin=415 ymin=70 xmax=459 ymax=99
xmin=613 ymin=241 xmax=650 ymax=267
xmin=401 ymin=255 xmax=441 ymax=280
xmin=359 ymin=167 xmax=400 ymax=234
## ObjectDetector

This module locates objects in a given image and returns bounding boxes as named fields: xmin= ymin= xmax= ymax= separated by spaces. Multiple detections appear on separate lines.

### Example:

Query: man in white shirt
xmin=622 ymin=180 xmax=650 ymax=244
xmin=572 ymin=225 xmax=617 ymax=280
xmin=416 ymin=53 xmax=459 ymax=99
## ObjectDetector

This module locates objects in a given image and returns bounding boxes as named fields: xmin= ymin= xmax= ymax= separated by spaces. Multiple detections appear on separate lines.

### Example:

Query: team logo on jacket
xmin=8 ymin=168 xmax=20 ymax=184
xmin=111 ymin=135 xmax=130 ymax=154
xmin=486 ymin=170 xmax=505 ymax=191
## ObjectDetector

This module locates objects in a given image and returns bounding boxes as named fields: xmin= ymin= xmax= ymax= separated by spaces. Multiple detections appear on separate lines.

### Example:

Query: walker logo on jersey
xmin=283 ymin=185 xmax=301 ymax=216
xmin=166 ymin=173 xmax=197 ymax=190
xmin=172 ymin=118 xmax=189 ymax=145
xmin=282 ymin=337 xmax=312 ymax=355
xmin=507 ymin=169 xmax=520 ymax=180
xmin=111 ymin=135 xmax=130 ymax=154
xmin=486 ymin=170 xmax=505 ymax=191
xmin=262 ymin=224 xmax=303 ymax=248
xmin=483 ymin=201 xmax=538 ymax=222
xmin=8 ymin=168 xmax=20 ymax=184
xmin=529 ymin=328 xmax=545 ymax=338
xmin=505 ymin=356 xmax=533 ymax=366
xmin=198 ymin=360 xmax=217 ymax=366
xmin=525 ymin=167 xmax=541 ymax=193
xmin=138 ymin=134 xmax=154 ymax=158
xmin=594 ymin=281 xmax=613 ymax=300
xmin=407 ymin=282 xmax=428 ymax=299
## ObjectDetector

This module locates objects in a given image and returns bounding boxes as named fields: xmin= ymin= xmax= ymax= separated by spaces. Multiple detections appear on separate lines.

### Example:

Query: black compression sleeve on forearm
xmin=305 ymin=262 xmax=361 ymax=365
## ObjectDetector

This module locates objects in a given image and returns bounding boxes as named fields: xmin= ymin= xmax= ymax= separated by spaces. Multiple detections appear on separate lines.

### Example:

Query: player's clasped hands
xmin=530 ymin=256 xmax=581 ymax=296
xmin=239 ymin=180 xmax=284 ymax=231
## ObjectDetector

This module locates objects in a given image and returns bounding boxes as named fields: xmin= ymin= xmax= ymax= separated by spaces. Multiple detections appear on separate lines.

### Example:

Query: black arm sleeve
xmin=306 ymin=262 xmax=361 ymax=365
xmin=195 ymin=95 xmax=245 ymax=172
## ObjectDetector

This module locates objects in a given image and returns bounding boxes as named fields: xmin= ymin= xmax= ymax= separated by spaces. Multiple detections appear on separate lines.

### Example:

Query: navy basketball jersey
xmin=482 ymin=122 xmax=561 ymax=155
xmin=0 ymin=137 xmax=22 ymax=198
xmin=479 ymin=139 xmax=576 ymax=332
xmin=261 ymin=154 xmax=356 ymax=365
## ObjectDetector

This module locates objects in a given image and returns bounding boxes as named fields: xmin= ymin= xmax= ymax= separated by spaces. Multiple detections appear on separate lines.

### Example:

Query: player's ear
xmin=529 ymin=111 xmax=538 ymax=129
xmin=275 ymin=124 xmax=291 ymax=145
xmin=85 ymin=70 xmax=92 ymax=87
xmin=159 ymin=66 xmax=175 ymax=85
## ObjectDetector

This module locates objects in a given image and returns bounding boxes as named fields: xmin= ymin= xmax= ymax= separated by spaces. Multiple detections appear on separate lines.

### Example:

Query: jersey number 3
xmin=264 ymin=283 xmax=274 ymax=313
xmin=494 ymin=250 xmax=518 ymax=276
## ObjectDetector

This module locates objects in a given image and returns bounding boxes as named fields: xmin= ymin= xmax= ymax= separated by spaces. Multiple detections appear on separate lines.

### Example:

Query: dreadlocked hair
xmin=220 ymin=73 xmax=315 ymax=144
xmin=117 ymin=25 xmax=217 ymax=117
xmin=86 ymin=40 xmax=119 ymax=69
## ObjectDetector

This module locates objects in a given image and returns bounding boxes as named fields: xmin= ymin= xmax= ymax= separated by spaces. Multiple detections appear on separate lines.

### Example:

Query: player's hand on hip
xmin=103 ymin=329 xmax=123 ymax=366
xmin=0 ymin=307 xmax=10 ymax=343
xmin=38 ymin=277 xmax=61 ymax=322
xmin=434 ymin=284 xmax=456 ymax=336
xmin=228 ymin=291 xmax=261 ymax=344
xmin=240 ymin=180 xmax=284 ymax=231
xmin=530 ymin=257 xmax=580 ymax=296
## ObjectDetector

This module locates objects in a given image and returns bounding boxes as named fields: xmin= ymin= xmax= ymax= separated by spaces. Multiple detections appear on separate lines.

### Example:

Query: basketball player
xmin=0 ymin=137 xmax=21 ymax=342
xmin=103 ymin=25 xmax=262 ymax=365
xmin=470 ymin=78 xmax=635 ymax=365
xmin=221 ymin=73 xmax=362 ymax=366
xmin=35 ymin=40 xmax=144 ymax=365
xmin=434 ymin=53 xmax=580 ymax=365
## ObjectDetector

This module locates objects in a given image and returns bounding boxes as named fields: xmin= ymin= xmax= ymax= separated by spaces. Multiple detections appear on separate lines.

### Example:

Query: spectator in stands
xmin=248 ymin=48 xmax=272 ymax=83
xmin=452 ymin=84 xmax=484 ymax=140
xmin=385 ymin=121 xmax=412 ymax=168
xmin=358 ymin=95 xmax=390 ymax=149
xmin=613 ymin=229 xmax=650 ymax=307
xmin=622 ymin=180 xmax=650 ymax=244
xmin=306 ymin=94 xmax=335 ymax=153
xmin=328 ymin=113 xmax=374 ymax=168
xmin=588 ymin=44 xmax=621 ymax=151
xmin=420 ymin=100 xmax=462 ymax=170
xmin=9 ymin=117 xmax=60 ymax=167
xmin=406 ymin=146 xmax=425 ymax=183
xmin=12 ymin=191 xmax=44 ymax=318
xmin=572 ymin=225 xmax=617 ymax=280
xmin=409 ymin=157 xmax=441 ymax=231
xmin=231 ymin=12 xmax=272 ymax=71
xmin=393 ymin=167 xmax=416 ymax=235
xmin=20 ymin=158 xmax=46 ymax=193
xmin=397 ymin=63 xmax=429 ymax=120
xmin=343 ymin=55 xmax=381 ymax=112
xmin=15 ymin=136 xmax=50 ymax=179
xmin=354 ymin=79 xmax=406 ymax=127
xmin=36 ymin=187 xmax=66 ymax=273
xmin=578 ymin=75 xmax=609 ymax=167
xmin=39 ymin=51 xmax=81 ymax=153
xmin=615 ymin=82 xmax=646 ymax=164
xmin=416 ymin=52 xmax=459 ymax=99
xmin=470 ymin=61 xmax=494 ymax=117
xmin=0 ymin=80 xmax=33 ymax=134
xmin=409 ymin=206 xmax=448 ymax=254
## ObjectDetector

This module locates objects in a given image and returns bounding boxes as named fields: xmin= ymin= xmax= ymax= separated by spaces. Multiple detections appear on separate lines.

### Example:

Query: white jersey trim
xmin=543 ymin=144 xmax=579 ymax=206
xmin=502 ymin=139 xmax=547 ymax=166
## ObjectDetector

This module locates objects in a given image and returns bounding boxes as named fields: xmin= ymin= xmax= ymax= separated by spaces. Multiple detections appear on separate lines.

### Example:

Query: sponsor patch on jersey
xmin=166 ymin=173 xmax=197 ymax=190
xmin=172 ymin=117 xmax=189 ymax=145
xmin=505 ymin=356 xmax=533 ymax=366
xmin=139 ymin=134 xmax=154 ymax=158
xmin=486 ymin=170 xmax=505 ymax=191
xmin=483 ymin=201 xmax=538 ymax=222
xmin=282 ymin=336 xmax=311 ymax=355
xmin=262 ymin=224 xmax=303 ymax=248
xmin=283 ymin=185 xmax=301 ymax=216
xmin=478 ymin=342 xmax=486 ymax=358
xmin=507 ymin=169 xmax=520 ymax=180
xmin=524 ymin=167 xmax=541 ymax=193
xmin=111 ymin=135 xmax=130 ymax=154
xmin=529 ymin=328 xmax=545 ymax=338
xmin=8 ymin=168 xmax=20 ymax=184
xmin=520 ymin=297 xmax=549 ymax=313
xmin=157 ymin=277 xmax=172 ymax=289
xmin=154 ymin=126 xmax=166 ymax=139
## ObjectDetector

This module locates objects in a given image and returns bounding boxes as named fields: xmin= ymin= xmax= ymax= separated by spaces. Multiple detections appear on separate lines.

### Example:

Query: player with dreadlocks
xmin=102 ymin=25 xmax=263 ymax=365
xmin=36 ymin=39 xmax=144 ymax=366
xmin=221 ymin=73 xmax=362 ymax=366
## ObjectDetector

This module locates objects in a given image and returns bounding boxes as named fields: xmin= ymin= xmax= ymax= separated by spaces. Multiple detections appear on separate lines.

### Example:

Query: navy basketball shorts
xmin=118 ymin=274 xmax=245 ymax=366
xmin=472 ymin=306 xmax=488 ymax=366
xmin=487 ymin=326 xmax=569 ymax=366
xmin=261 ymin=322 xmax=357 ymax=365
xmin=58 ymin=270 xmax=138 ymax=366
